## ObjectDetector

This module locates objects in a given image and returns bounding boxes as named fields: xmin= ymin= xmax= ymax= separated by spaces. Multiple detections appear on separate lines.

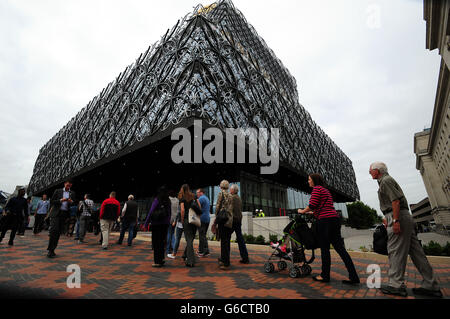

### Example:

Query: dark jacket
xmin=145 ymin=198 xmax=171 ymax=226
xmin=49 ymin=188 xmax=77 ymax=218
xmin=122 ymin=200 xmax=138 ymax=222
xmin=100 ymin=197 xmax=121 ymax=220
xmin=230 ymin=193 xmax=242 ymax=224
xmin=5 ymin=196 xmax=28 ymax=218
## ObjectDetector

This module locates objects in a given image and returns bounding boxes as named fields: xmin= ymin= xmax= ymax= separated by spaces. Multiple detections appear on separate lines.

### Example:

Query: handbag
xmin=214 ymin=192 xmax=232 ymax=226
xmin=215 ymin=209 xmax=229 ymax=225
xmin=191 ymin=200 xmax=202 ymax=215
xmin=188 ymin=208 xmax=201 ymax=227
xmin=373 ymin=224 xmax=388 ymax=255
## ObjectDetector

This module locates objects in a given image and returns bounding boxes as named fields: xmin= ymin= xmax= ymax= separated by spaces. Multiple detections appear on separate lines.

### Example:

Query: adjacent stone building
xmin=413 ymin=0 xmax=450 ymax=234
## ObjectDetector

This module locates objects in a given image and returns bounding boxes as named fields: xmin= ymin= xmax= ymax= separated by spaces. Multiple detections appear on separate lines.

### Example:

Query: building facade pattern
xmin=28 ymin=0 xmax=359 ymax=201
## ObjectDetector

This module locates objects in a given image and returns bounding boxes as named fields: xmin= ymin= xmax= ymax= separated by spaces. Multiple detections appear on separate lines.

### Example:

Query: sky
xmin=0 ymin=0 xmax=441 ymax=215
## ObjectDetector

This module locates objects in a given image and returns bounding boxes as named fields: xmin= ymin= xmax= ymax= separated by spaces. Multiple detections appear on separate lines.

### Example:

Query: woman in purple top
xmin=145 ymin=186 xmax=171 ymax=267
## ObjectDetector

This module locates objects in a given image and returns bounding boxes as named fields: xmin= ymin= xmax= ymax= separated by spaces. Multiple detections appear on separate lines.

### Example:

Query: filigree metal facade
xmin=28 ymin=0 xmax=359 ymax=201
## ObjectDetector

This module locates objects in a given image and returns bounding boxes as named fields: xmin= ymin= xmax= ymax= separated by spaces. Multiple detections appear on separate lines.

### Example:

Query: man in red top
xmin=99 ymin=192 xmax=121 ymax=250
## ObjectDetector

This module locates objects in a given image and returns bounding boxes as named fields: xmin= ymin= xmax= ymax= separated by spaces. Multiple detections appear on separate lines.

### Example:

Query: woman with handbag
xmin=213 ymin=180 xmax=234 ymax=270
xmin=178 ymin=184 xmax=201 ymax=267
xmin=298 ymin=173 xmax=359 ymax=284
xmin=145 ymin=186 xmax=171 ymax=268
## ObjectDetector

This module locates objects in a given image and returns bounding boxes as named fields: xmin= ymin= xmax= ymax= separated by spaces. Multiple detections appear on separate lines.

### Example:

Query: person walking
xmin=117 ymin=195 xmax=139 ymax=246
xmin=179 ymin=184 xmax=201 ymax=267
xmin=170 ymin=209 xmax=184 ymax=259
xmin=298 ymin=173 xmax=359 ymax=285
xmin=17 ymin=197 xmax=32 ymax=237
xmin=99 ymin=192 xmax=120 ymax=250
xmin=369 ymin=162 xmax=442 ymax=298
xmin=0 ymin=188 xmax=28 ymax=246
xmin=144 ymin=187 xmax=171 ymax=267
xmin=47 ymin=180 xmax=76 ymax=258
xmin=77 ymin=194 xmax=94 ymax=244
xmin=229 ymin=184 xmax=250 ymax=264
xmin=34 ymin=194 xmax=49 ymax=234
xmin=166 ymin=190 xmax=180 ymax=258
xmin=196 ymin=188 xmax=211 ymax=257
xmin=214 ymin=180 xmax=234 ymax=270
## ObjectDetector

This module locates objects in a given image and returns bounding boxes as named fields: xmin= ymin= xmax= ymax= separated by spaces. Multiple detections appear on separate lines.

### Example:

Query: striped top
xmin=308 ymin=186 xmax=339 ymax=220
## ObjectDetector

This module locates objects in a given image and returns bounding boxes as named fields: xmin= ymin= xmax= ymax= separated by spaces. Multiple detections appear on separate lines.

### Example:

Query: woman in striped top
xmin=298 ymin=173 xmax=360 ymax=285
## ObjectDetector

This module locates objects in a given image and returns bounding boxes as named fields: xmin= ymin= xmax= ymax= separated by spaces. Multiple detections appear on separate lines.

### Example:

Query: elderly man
xmin=369 ymin=162 xmax=442 ymax=298
xmin=117 ymin=194 xmax=138 ymax=247
xmin=229 ymin=184 xmax=250 ymax=264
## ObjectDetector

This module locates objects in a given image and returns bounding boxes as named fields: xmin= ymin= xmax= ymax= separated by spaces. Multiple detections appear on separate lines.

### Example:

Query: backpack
xmin=150 ymin=200 xmax=169 ymax=222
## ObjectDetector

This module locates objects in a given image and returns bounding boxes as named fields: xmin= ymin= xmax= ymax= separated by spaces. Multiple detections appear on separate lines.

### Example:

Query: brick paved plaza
xmin=0 ymin=231 xmax=448 ymax=299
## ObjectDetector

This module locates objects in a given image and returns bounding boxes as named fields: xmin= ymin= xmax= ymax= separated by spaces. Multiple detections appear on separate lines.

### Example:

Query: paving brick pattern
xmin=0 ymin=231 xmax=448 ymax=299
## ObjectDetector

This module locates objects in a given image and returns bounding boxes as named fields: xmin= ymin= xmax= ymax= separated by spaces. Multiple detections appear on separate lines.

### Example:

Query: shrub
xmin=242 ymin=234 xmax=267 ymax=245
xmin=243 ymin=234 xmax=255 ymax=244
xmin=422 ymin=241 xmax=443 ymax=256
xmin=255 ymin=235 xmax=266 ymax=245
xmin=269 ymin=234 xmax=279 ymax=243
xmin=443 ymin=242 xmax=450 ymax=256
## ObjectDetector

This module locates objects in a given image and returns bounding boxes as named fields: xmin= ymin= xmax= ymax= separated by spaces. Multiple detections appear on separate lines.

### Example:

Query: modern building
xmin=414 ymin=0 xmax=450 ymax=232
xmin=410 ymin=197 xmax=434 ymax=232
xmin=28 ymin=0 xmax=359 ymax=216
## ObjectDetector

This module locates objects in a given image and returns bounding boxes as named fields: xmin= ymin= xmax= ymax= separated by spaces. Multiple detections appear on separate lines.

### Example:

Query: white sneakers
xmin=167 ymin=254 xmax=175 ymax=259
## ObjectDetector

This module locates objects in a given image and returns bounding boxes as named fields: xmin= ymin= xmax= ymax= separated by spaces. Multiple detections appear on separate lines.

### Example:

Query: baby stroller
xmin=264 ymin=214 xmax=318 ymax=278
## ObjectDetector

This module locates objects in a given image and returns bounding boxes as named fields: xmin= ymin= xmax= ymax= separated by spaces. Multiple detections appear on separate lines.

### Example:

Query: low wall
xmin=206 ymin=213 xmax=385 ymax=242
xmin=207 ymin=212 xmax=291 ymax=241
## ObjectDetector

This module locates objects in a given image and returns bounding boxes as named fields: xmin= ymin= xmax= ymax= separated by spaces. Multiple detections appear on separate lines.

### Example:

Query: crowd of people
xmin=0 ymin=162 xmax=443 ymax=297
xmin=0 ymin=178 xmax=251 ymax=271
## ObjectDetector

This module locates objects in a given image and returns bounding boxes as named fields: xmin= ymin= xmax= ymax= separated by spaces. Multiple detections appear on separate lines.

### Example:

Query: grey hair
xmin=370 ymin=162 xmax=388 ymax=174
xmin=128 ymin=194 xmax=134 ymax=200
xmin=230 ymin=184 xmax=239 ymax=193
xmin=219 ymin=180 xmax=229 ymax=190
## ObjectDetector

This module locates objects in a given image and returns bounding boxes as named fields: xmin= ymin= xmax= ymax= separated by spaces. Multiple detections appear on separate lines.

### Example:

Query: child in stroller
xmin=264 ymin=214 xmax=317 ymax=278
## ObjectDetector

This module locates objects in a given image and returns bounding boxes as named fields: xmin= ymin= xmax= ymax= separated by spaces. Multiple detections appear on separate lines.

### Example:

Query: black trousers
xmin=47 ymin=211 xmax=68 ymax=252
xmin=152 ymin=224 xmax=169 ymax=264
xmin=318 ymin=217 xmax=359 ymax=281
xmin=17 ymin=217 xmax=26 ymax=235
xmin=218 ymin=225 xmax=233 ymax=266
xmin=33 ymin=214 xmax=46 ymax=234
xmin=0 ymin=215 xmax=21 ymax=244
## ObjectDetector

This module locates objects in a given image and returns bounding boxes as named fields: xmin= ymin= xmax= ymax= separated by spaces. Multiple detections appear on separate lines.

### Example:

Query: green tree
xmin=346 ymin=201 xmax=382 ymax=229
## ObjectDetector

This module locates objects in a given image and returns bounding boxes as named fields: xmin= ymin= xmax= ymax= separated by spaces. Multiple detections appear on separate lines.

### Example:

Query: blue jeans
xmin=173 ymin=227 xmax=184 ymax=255
xmin=118 ymin=220 xmax=136 ymax=245
xmin=232 ymin=222 xmax=249 ymax=261
xmin=74 ymin=219 xmax=80 ymax=239
xmin=166 ymin=224 xmax=177 ymax=254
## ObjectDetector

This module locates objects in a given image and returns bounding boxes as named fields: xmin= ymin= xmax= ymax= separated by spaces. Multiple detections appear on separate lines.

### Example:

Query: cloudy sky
xmin=0 ymin=0 xmax=440 ymax=214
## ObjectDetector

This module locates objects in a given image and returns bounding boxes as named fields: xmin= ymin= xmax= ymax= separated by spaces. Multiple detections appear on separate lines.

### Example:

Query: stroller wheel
xmin=277 ymin=261 xmax=287 ymax=271
xmin=264 ymin=262 xmax=275 ymax=273
xmin=301 ymin=264 xmax=312 ymax=276
xmin=289 ymin=265 xmax=300 ymax=278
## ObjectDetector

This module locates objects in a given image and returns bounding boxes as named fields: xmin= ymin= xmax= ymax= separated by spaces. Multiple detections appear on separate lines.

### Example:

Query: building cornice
xmin=428 ymin=58 xmax=449 ymax=153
